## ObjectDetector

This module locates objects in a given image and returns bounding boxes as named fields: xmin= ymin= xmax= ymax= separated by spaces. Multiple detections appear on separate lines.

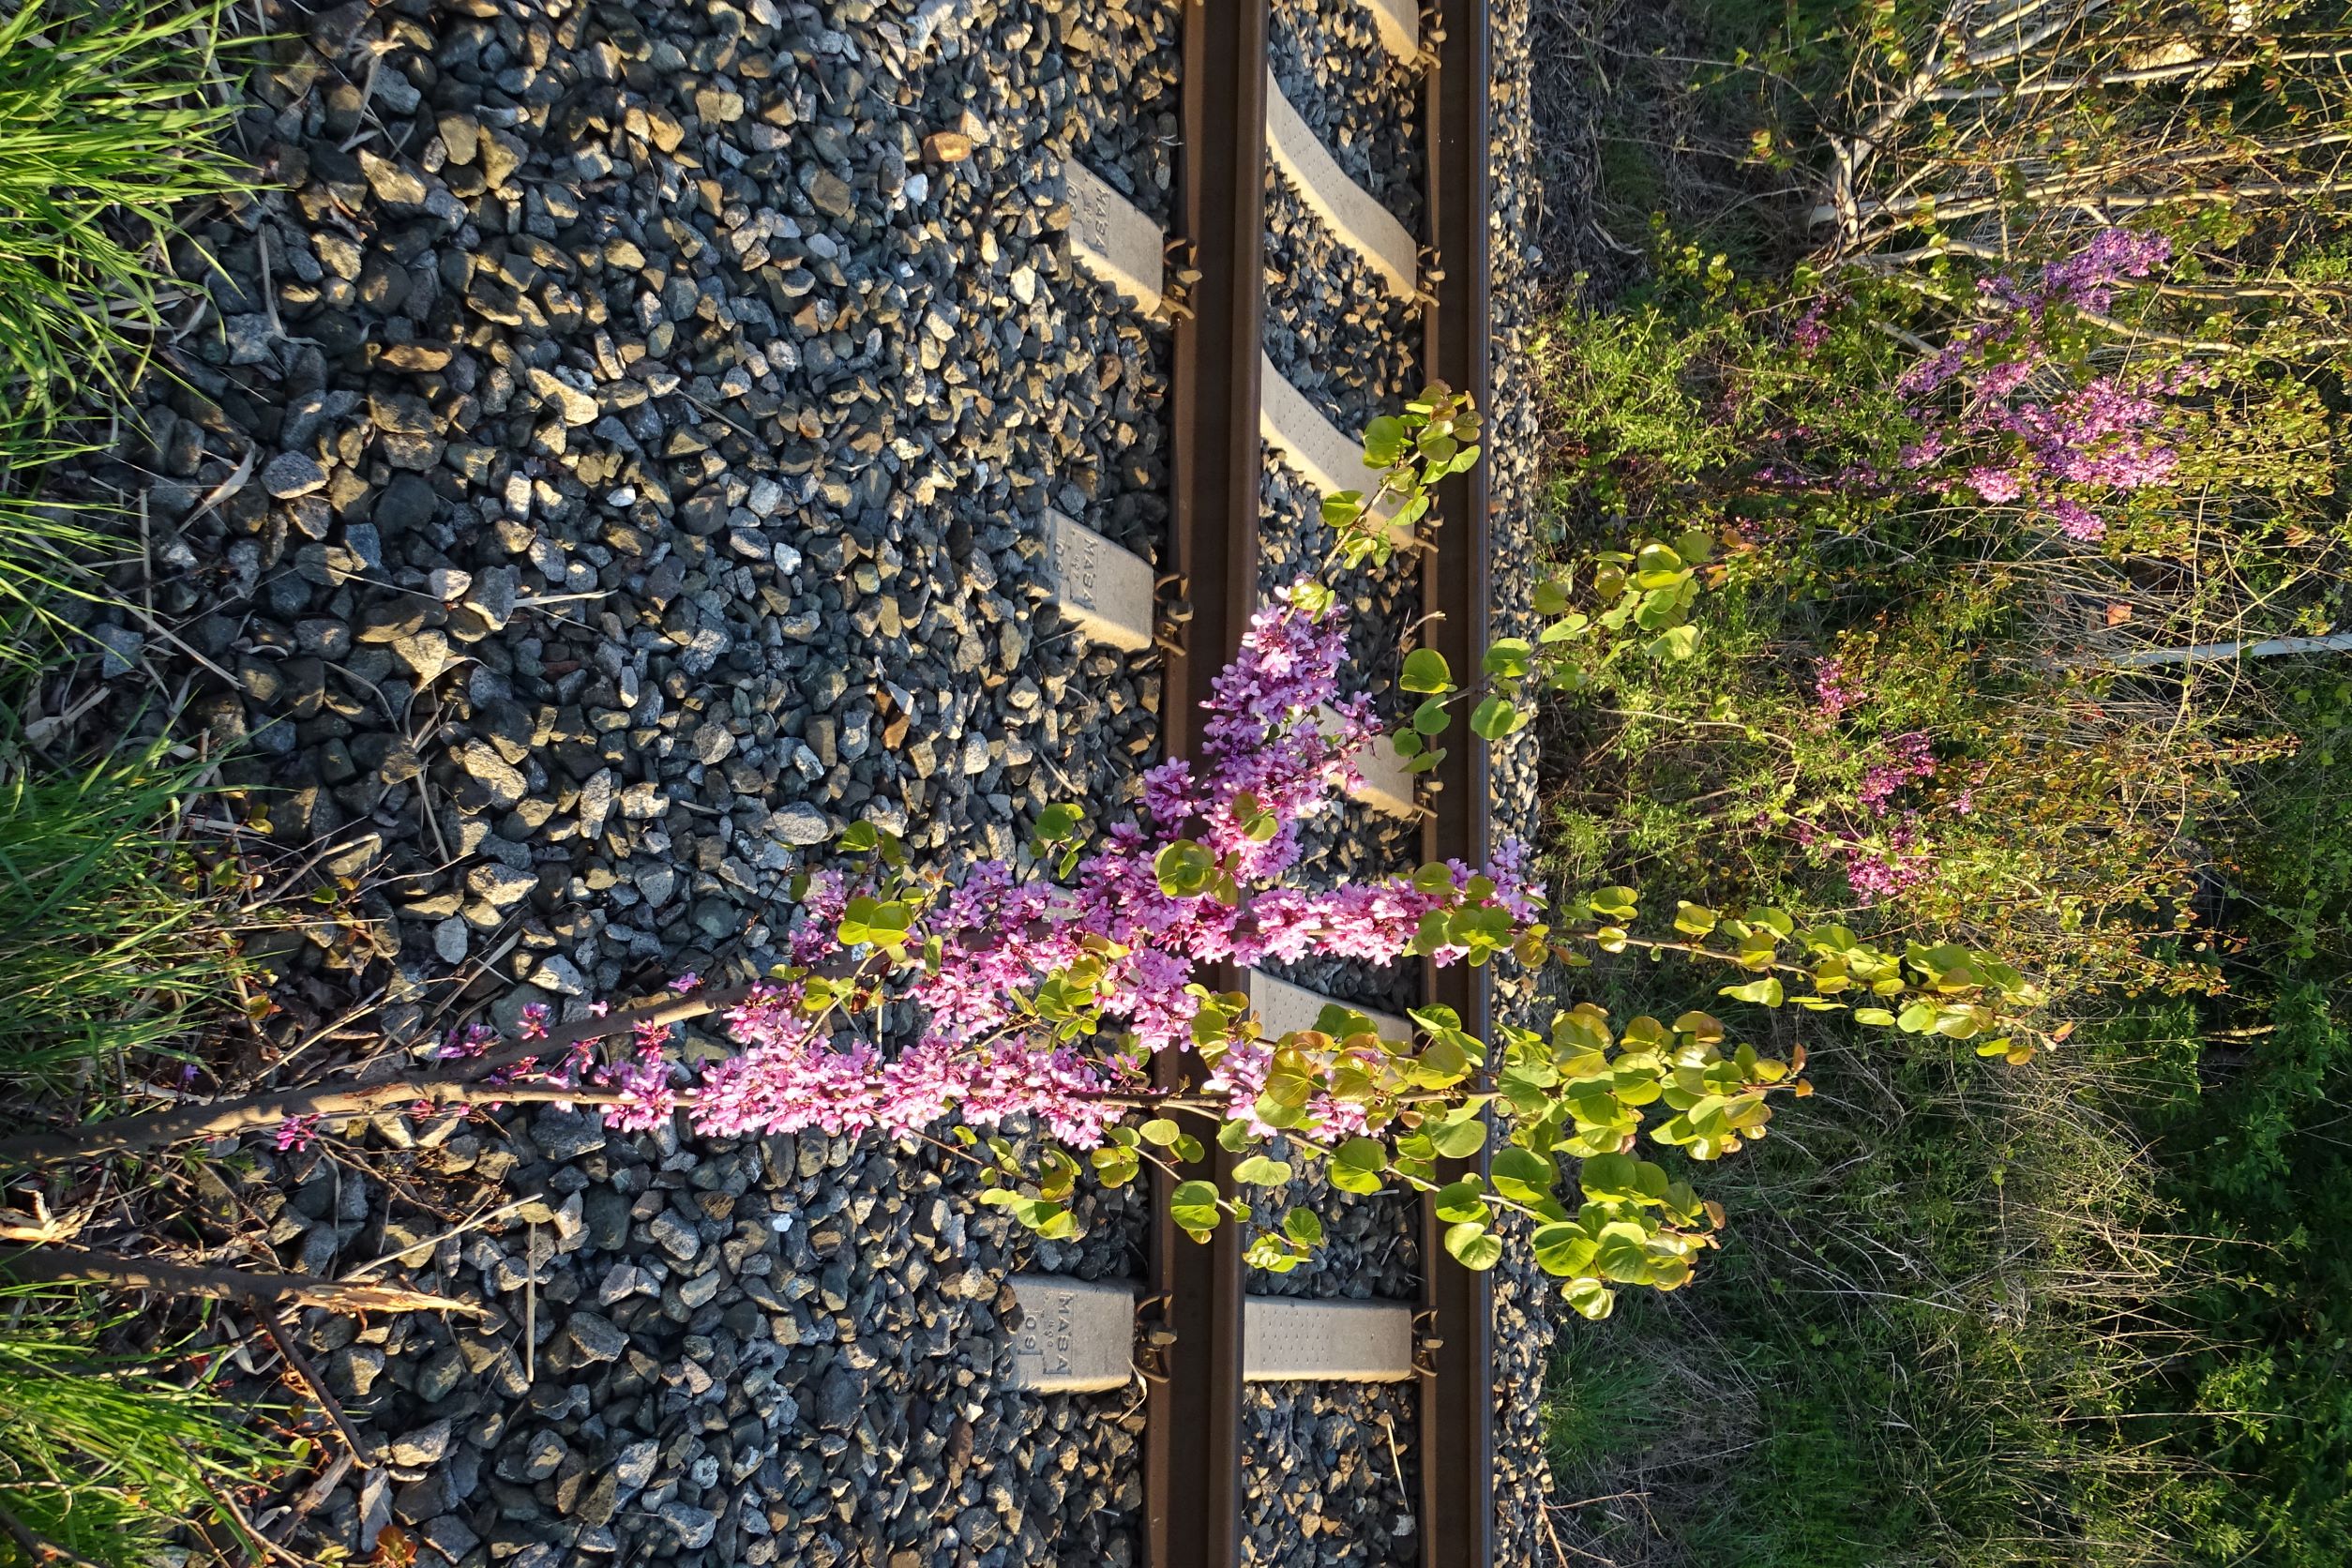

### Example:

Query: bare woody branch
xmin=0 ymin=1243 xmax=484 ymax=1317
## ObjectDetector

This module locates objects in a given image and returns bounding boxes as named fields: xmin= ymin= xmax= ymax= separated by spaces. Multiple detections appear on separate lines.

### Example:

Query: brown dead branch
xmin=258 ymin=1311 xmax=383 ymax=1462
xmin=1821 ymin=174 xmax=2352 ymax=233
xmin=0 ymin=1243 xmax=484 ymax=1317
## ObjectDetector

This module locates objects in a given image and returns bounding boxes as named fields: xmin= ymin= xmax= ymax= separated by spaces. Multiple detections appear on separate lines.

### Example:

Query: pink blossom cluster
xmin=1790 ymin=297 xmax=1833 ymax=356
xmin=590 ymin=978 xmax=1135 ymax=1149
xmin=1891 ymin=230 xmax=2194 ymax=540
xmin=597 ymin=1045 xmax=676 ymax=1135
xmin=1927 ymin=369 xmax=2194 ymax=541
xmin=274 ymin=1113 xmax=323 ymax=1153
xmin=1897 ymin=231 xmax=2174 ymax=404
xmin=1144 ymin=582 xmax=1379 ymax=880
xmin=786 ymin=871 xmax=849 ymax=966
xmin=1485 ymin=837 xmax=1545 ymax=922
xmin=436 ymin=1021 xmax=500 ymax=1061
xmin=1990 ymin=227 xmax=2174 ymax=319
xmin=1814 ymin=657 xmax=1862 ymax=721
xmin=1792 ymin=815 xmax=1933 ymax=906
xmin=1788 ymin=732 xmax=1946 ymax=905
xmin=428 ymin=585 xmax=1549 ymax=1153
xmin=683 ymin=980 xmax=1097 ymax=1146
xmin=1846 ymin=825 xmax=1933 ymax=904
xmin=1858 ymin=732 xmax=1937 ymax=817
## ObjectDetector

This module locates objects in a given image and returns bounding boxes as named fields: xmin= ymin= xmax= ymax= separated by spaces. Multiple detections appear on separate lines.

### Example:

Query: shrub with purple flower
xmin=1892 ymin=229 xmax=2197 ymax=542
xmin=1815 ymin=657 xmax=1862 ymax=722
xmin=316 ymin=389 xmax=2046 ymax=1322
xmin=1787 ymin=729 xmax=1955 ymax=905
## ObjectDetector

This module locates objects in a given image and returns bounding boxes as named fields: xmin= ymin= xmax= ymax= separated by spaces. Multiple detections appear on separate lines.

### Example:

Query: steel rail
xmin=1416 ymin=0 xmax=1499 ymax=1561
xmin=1146 ymin=0 xmax=1270 ymax=1562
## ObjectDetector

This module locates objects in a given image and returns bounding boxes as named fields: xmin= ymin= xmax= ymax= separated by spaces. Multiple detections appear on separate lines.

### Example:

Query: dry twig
xmin=0 ymin=1243 xmax=484 ymax=1317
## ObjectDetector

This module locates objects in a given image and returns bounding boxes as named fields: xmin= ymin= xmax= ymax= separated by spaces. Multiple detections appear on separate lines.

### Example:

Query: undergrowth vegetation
xmin=0 ymin=4 xmax=279 ymax=1563
xmin=0 ymin=1286 xmax=268 ymax=1568
xmin=1535 ymin=0 xmax=2352 ymax=1563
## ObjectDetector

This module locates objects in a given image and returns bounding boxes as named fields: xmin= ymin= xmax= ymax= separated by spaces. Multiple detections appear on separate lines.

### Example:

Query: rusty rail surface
xmin=1418 ymin=0 xmax=1499 ymax=1563
xmin=1146 ymin=0 xmax=1268 ymax=1563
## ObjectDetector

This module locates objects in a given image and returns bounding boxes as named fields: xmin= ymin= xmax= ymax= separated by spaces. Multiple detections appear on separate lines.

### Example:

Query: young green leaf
xmin=1482 ymin=638 xmax=1533 ymax=679
xmin=1232 ymin=1154 xmax=1294 ymax=1186
xmin=1444 ymin=1221 xmax=1503 ymax=1270
xmin=1490 ymin=1146 xmax=1557 ymax=1205
xmin=1169 ymin=1180 xmax=1221 ymax=1239
xmin=1433 ymin=1178 xmax=1488 ymax=1224
xmin=1532 ymin=1222 xmax=1597 ymax=1278
xmin=1330 ymin=1136 xmax=1388 ymax=1194
xmin=1563 ymin=1277 xmax=1616 ymax=1320
xmin=1429 ymin=1114 xmax=1488 ymax=1159
xmin=1470 ymin=696 xmax=1522 ymax=740
xmin=1401 ymin=648 xmax=1454 ymax=695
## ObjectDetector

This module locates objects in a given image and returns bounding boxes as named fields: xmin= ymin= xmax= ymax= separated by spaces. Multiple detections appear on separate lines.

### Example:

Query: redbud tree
xmin=533 ymin=388 xmax=2044 ymax=1319
xmin=0 ymin=392 xmax=2051 ymax=1321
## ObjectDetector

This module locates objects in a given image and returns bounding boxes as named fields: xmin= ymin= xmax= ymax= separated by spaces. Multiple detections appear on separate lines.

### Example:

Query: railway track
xmin=13 ymin=0 xmax=1532 ymax=1560
xmin=1135 ymin=2 xmax=1496 ymax=1563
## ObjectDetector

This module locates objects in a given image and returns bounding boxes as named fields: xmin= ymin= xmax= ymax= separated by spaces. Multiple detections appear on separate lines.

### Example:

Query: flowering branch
xmin=6 ymin=387 xmax=2056 ymax=1321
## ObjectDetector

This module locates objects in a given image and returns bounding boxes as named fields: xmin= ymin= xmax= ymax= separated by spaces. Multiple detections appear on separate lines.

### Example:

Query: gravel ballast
xmin=68 ymin=0 xmax=1190 ymax=1560
xmin=1262 ymin=171 xmax=1422 ymax=442
xmin=110 ymin=0 xmax=1184 ymax=1034
xmin=1242 ymin=1382 xmax=1421 ymax=1567
xmin=250 ymin=1103 xmax=1151 ymax=1567
xmin=1267 ymin=0 xmax=1425 ymax=232
xmin=1483 ymin=0 xmax=1564 ymax=1552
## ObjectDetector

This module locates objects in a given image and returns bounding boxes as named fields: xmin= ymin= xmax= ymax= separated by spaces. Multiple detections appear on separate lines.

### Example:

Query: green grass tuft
xmin=0 ymin=726 xmax=247 ymax=1110
xmin=0 ymin=438 xmax=136 ymax=668
xmin=0 ymin=0 xmax=249 ymax=435
xmin=0 ymin=1286 xmax=276 ymax=1568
